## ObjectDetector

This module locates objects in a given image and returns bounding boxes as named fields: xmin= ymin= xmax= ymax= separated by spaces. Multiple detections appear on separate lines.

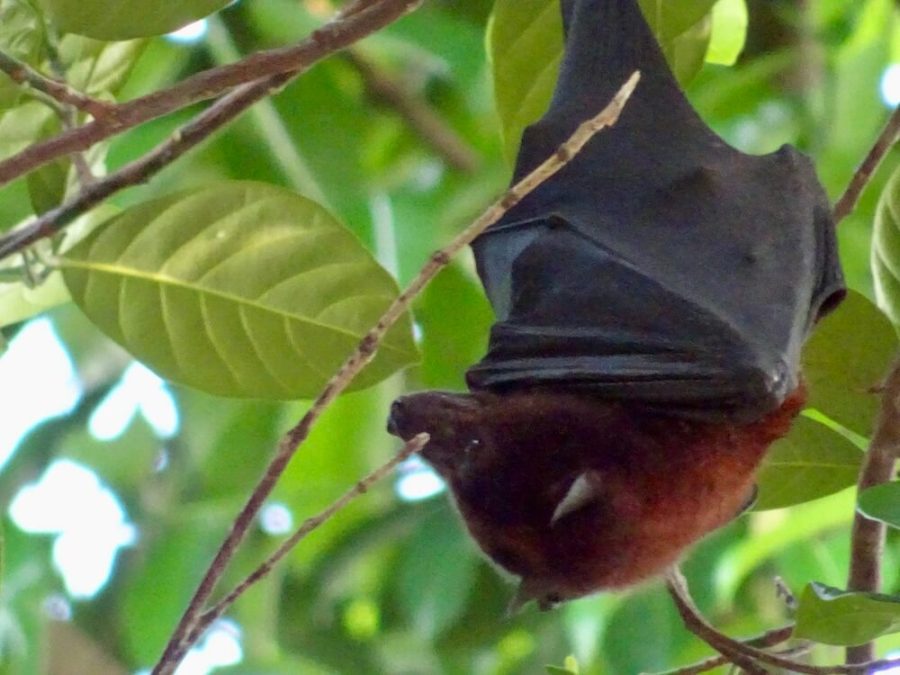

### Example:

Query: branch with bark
xmin=151 ymin=71 xmax=641 ymax=675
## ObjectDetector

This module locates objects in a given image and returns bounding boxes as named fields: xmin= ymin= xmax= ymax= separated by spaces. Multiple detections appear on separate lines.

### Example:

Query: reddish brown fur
xmin=388 ymin=386 xmax=805 ymax=606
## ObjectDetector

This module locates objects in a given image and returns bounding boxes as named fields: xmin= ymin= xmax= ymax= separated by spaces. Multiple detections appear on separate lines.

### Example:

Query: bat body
xmin=387 ymin=0 xmax=845 ymax=609
xmin=388 ymin=385 xmax=805 ymax=609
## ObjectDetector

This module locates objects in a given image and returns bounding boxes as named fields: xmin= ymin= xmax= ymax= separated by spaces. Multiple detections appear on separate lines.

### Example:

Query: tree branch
xmin=0 ymin=0 xmax=423 ymax=188
xmin=0 ymin=0 xmax=432 ymax=262
xmin=833 ymin=105 xmax=900 ymax=224
xmin=174 ymin=432 xmax=430 ymax=665
xmin=0 ymin=73 xmax=291 ymax=260
xmin=665 ymin=568 xmax=900 ymax=674
xmin=845 ymin=358 xmax=900 ymax=664
xmin=0 ymin=49 xmax=115 ymax=121
xmin=346 ymin=50 xmax=480 ymax=172
xmin=149 ymin=70 xmax=641 ymax=675
xmin=652 ymin=624 xmax=795 ymax=675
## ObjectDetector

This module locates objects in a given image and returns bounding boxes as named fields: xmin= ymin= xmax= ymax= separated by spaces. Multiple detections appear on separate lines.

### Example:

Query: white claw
xmin=550 ymin=472 xmax=601 ymax=526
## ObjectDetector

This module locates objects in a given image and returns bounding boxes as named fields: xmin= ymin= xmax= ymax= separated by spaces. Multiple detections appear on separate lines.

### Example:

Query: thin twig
xmin=0 ymin=0 xmax=423 ymax=261
xmin=0 ymin=0 xmax=423 ymax=188
xmin=833 ymin=105 xmax=900 ymax=224
xmin=651 ymin=624 xmax=795 ymax=675
xmin=665 ymin=568 xmax=900 ymax=674
xmin=150 ymin=70 xmax=641 ymax=675
xmin=0 ymin=74 xmax=290 ymax=260
xmin=346 ymin=50 xmax=480 ymax=172
xmin=846 ymin=358 xmax=900 ymax=664
xmin=171 ymin=432 xmax=430 ymax=663
xmin=0 ymin=49 xmax=115 ymax=121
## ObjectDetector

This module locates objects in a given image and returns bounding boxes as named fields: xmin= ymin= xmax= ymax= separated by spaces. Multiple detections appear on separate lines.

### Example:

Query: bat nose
xmin=386 ymin=398 xmax=407 ymax=437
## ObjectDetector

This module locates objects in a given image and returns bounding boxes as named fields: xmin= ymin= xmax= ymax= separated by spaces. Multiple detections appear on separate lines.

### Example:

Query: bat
xmin=387 ymin=0 xmax=845 ymax=611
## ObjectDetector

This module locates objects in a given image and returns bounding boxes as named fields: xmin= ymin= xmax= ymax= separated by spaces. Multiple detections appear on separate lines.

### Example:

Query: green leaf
xmin=754 ymin=416 xmax=863 ymax=510
xmin=795 ymin=582 xmax=900 ymax=646
xmin=57 ymin=35 xmax=147 ymax=97
xmin=802 ymin=290 xmax=897 ymax=436
xmin=60 ymin=181 xmax=418 ymax=399
xmin=35 ymin=0 xmax=232 ymax=40
xmin=874 ymin=163 xmax=900 ymax=329
xmin=0 ymin=100 xmax=56 ymax=159
xmin=662 ymin=13 xmax=712 ymax=85
xmin=488 ymin=0 xmax=717 ymax=160
xmin=487 ymin=0 xmax=564 ymax=162
xmin=858 ymin=481 xmax=900 ymax=529
xmin=0 ymin=0 xmax=45 ymax=112
xmin=714 ymin=489 xmax=856 ymax=599
xmin=706 ymin=0 xmax=748 ymax=65
xmin=0 ymin=272 xmax=71 ymax=328
xmin=396 ymin=508 xmax=478 ymax=639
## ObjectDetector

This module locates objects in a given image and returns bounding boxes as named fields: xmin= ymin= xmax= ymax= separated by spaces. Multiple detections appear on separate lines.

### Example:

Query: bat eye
xmin=464 ymin=438 xmax=482 ymax=453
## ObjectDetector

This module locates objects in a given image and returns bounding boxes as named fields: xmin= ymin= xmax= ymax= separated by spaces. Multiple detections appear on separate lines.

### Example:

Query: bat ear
xmin=551 ymin=471 xmax=602 ymax=526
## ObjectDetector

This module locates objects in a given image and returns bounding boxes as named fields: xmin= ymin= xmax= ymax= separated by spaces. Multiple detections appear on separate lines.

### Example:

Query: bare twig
xmin=833 ymin=105 xmax=900 ymax=224
xmin=651 ymin=624 xmax=795 ymax=675
xmin=0 ymin=49 xmax=115 ymax=120
xmin=0 ymin=0 xmax=423 ymax=188
xmin=665 ymin=568 xmax=900 ymax=674
xmin=0 ymin=74 xmax=290 ymax=260
xmin=846 ymin=358 xmax=900 ymax=664
xmin=173 ymin=432 xmax=430 ymax=663
xmin=0 ymin=0 xmax=428 ymax=261
xmin=346 ymin=50 xmax=480 ymax=172
xmin=150 ymin=71 xmax=641 ymax=675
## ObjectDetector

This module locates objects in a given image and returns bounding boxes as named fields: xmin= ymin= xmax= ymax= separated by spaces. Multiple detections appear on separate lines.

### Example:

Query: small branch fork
xmin=150 ymin=72 xmax=641 ymax=675
xmin=665 ymin=568 xmax=900 ymax=674
xmin=0 ymin=50 xmax=115 ymax=120
xmin=0 ymin=0 xmax=424 ymax=190
xmin=0 ymin=0 xmax=424 ymax=261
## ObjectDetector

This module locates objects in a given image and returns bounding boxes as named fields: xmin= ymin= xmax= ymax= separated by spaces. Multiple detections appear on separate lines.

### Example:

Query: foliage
xmin=0 ymin=0 xmax=898 ymax=674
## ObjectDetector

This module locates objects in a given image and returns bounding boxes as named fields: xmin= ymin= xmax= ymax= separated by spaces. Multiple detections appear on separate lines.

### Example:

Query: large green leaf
xmin=60 ymin=181 xmax=418 ymax=399
xmin=874 ymin=163 xmax=900 ymax=328
xmin=802 ymin=291 xmax=897 ymax=436
xmin=488 ymin=0 xmax=718 ymax=159
xmin=858 ymin=481 xmax=900 ymax=529
xmin=35 ymin=0 xmax=231 ymax=39
xmin=754 ymin=416 xmax=863 ymax=510
xmin=795 ymin=582 xmax=900 ymax=646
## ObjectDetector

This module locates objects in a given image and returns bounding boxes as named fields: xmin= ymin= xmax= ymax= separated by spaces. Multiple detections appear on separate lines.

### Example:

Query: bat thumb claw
xmin=550 ymin=472 xmax=601 ymax=526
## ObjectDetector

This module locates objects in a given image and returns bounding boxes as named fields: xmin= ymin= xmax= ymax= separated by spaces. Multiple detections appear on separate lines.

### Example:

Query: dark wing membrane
xmin=467 ymin=0 xmax=845 ymax=421
xmin=467 ymin=217 xmax=792 ymax=422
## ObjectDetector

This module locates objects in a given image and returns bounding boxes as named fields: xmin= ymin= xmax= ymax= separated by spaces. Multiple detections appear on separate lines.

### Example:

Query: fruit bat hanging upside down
xmin=387 ymin=0 xmax=845 ymax=611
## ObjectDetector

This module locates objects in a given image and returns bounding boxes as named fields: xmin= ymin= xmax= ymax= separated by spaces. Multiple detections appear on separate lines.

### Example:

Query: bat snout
xmin=386 ymin=397 xmax=415 ymax=439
